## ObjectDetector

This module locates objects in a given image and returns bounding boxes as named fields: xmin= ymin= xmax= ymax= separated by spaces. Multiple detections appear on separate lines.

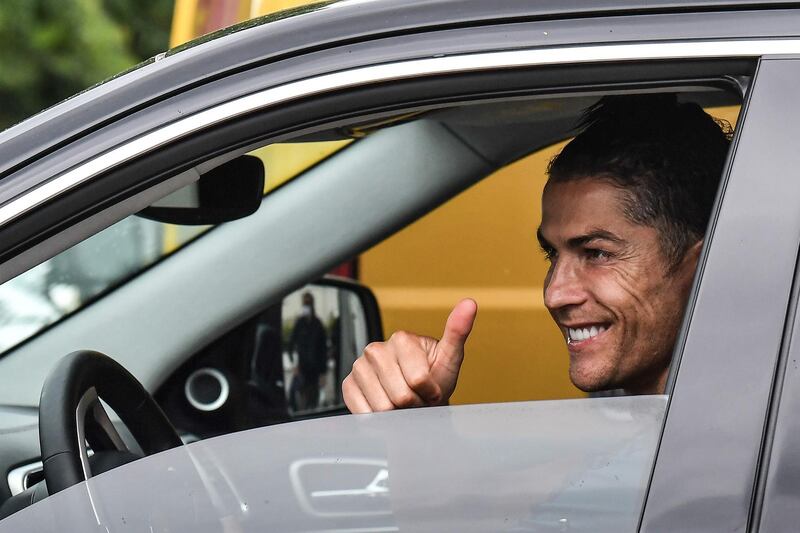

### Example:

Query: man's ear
xmin=687 ymin=239 xmax=703 ymax=261
xmin=678 ymin=239 xmax=704 ymax=277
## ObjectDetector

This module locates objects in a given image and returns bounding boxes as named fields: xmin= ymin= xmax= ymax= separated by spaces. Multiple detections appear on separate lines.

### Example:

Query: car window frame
xmin=2 ymin=5 xmax=798 ymax=185
xmin=0 ymin=53 xmax=762 ymax=281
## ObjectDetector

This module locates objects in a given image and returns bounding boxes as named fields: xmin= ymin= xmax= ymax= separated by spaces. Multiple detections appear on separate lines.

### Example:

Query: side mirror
xmin=163 ymin=275 xmax=383 ymax=436
xmin=138 ymin=155 xmax=264 ymax=225
xmin=278 ymin=276 xmax=383 ymax=417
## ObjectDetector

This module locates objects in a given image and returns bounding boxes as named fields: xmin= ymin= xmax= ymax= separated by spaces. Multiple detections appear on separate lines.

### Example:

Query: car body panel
xmin=0 ymin=396 xmax=667 ymax=532
xmin=642 ymin=57 xmax=800 ymax=531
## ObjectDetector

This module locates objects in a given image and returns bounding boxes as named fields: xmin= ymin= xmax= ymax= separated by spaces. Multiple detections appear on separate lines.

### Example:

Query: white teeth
xmin=568 ymin=325 xmax=606 ymax=343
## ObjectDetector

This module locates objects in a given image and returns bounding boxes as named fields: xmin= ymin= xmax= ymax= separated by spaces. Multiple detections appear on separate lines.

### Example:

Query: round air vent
xmin=184 ymin=368 xmax=229 ymax=412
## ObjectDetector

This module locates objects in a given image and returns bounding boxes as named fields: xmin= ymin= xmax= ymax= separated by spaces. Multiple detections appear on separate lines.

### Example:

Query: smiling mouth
xmin=566 ymin=324 xmax=609 ymax=344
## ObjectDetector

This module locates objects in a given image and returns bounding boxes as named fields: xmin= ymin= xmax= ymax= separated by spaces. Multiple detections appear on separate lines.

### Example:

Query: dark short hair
xmin=547 ymin=94 xmax=733 ymax=269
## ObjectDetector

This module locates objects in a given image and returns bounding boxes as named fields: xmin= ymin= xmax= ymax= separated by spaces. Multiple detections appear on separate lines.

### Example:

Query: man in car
xmin=342 ymin=94 xmax=732 ymax=412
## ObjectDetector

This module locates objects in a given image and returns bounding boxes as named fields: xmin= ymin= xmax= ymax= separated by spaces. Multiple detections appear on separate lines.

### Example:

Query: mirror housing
xmin=312 ymin=275 xmax=384 ymax=342
xmin=138 ymin=155 xmax=264 ymax=225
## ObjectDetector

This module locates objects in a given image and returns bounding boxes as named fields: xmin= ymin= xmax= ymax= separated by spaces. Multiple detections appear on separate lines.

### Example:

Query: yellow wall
xmin=360 ymin=141 xmax=577 ymax=404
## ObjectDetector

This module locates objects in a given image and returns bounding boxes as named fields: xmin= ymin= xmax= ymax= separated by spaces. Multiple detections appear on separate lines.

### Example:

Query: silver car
xmin=0 ymin=1 xmax=799 ymax=531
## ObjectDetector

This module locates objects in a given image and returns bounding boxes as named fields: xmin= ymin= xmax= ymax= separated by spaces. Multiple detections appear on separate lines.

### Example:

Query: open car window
xmin=0 ymin=87 xmax=741 ymax=403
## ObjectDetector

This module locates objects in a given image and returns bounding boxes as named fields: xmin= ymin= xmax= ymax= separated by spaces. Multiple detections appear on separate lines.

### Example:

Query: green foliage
xmin=101 ymin=0 xmax=172 ymax=60
xmin=0 ymin=0 xmax=172 ymax=128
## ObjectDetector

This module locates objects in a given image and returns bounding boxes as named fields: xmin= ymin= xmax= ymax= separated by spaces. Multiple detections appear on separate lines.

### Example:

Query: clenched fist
xmin=342 ymin=299 xmax=477 ymax=413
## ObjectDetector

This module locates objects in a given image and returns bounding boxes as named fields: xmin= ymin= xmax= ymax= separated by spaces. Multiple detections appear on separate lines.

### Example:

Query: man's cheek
xmin=599 ymin=264 xmax=659 ymax=317
xmin=582 ymin=268 xmax=630 ymax=312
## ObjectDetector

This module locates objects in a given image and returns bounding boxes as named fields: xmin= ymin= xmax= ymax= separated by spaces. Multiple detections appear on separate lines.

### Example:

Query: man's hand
xmin=342 ymin=299 xmax=477 ymax=413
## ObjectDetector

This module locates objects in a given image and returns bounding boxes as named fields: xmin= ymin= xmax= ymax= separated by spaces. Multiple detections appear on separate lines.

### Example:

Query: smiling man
xmin=342 ymin=94 xmax=732 ymax=412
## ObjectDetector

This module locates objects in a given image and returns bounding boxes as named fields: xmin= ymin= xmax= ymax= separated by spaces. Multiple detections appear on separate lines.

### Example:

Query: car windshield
xmin=0 ymin=139 xmax=350 ymax=355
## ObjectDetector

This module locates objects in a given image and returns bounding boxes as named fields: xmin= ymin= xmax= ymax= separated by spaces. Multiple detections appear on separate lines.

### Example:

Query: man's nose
xmin=543 ymin=259 xmax=588 ymax=310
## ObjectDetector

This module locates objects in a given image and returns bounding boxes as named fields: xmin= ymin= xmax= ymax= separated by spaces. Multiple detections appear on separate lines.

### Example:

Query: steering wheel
xmin=38 ymin=350 xmax=183 ymax=494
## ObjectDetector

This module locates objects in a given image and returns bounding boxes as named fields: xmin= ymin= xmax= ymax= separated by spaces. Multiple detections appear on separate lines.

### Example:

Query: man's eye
xmin=586 ymin=248 xmax=611 ymax=261
xmin=540 ymin=247 xmax=557 ymax=262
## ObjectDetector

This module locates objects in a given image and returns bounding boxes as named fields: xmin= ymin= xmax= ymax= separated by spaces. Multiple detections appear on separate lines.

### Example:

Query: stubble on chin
xmin=568 ymin=356 xmax=615 ymax=393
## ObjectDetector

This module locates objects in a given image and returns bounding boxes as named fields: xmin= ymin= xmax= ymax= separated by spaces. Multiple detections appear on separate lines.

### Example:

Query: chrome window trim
xmin=1 ymin=38 xmax=798 ymax=228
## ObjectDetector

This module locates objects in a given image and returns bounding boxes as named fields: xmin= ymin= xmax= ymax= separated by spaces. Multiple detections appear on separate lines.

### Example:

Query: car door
xmin=640 ymin=57 xmax=800 ymax=531
xmin=0 ymin=4 xmax=798 ymax=531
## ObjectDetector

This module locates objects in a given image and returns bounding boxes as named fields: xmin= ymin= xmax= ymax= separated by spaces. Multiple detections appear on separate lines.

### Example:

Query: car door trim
xmin=0 ymin=38 xmax=797 ymax=228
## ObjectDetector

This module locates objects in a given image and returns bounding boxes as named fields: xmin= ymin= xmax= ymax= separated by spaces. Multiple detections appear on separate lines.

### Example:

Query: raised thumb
xmin=430 ymin=298 xmax=477 ymax=373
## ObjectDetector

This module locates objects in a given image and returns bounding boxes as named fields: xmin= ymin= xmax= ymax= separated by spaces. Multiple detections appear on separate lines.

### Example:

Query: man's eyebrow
xmin=567 ymin=229 xmax=625 ymax=248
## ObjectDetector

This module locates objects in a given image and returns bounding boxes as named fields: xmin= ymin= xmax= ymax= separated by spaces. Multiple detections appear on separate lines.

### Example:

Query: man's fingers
xmin=342 ymin=375 xmax=372 ymax=414
xmin=365 ymin=336 xmax=432 ymax=406
xmin=383 ymin=364 xmax=427 ymax=407
xmin=350 ymin=357 xmax=395 ymax=412
xmin=343 ymin=303 xmax=476 ymax=415
xmin=396 ymin=350 xmax=442 ymax=403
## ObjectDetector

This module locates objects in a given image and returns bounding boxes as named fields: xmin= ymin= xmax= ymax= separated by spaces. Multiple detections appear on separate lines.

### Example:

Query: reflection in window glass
xmin=0 ymin=217 xmax=207 ymax=353
xmin=0 ymin=140 xmax=353 ymax=356
xmin=250 ymin=139 xmax=351 ymax=194
xmin=280 ymin=284 xmax=369 ymax=415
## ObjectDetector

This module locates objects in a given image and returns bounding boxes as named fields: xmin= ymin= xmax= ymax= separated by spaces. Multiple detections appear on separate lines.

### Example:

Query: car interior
xmin=0 ymin=83 xmax=741 ymax=518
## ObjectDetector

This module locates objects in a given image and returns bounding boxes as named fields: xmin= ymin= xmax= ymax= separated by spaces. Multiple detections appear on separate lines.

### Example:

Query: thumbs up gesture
xmin=342 ymin=299 xmax=477 ymax=413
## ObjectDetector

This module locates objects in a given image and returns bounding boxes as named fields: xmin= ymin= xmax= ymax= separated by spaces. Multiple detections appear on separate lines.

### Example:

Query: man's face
xmin=538 ymin=178 xmax=700 ymax=394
